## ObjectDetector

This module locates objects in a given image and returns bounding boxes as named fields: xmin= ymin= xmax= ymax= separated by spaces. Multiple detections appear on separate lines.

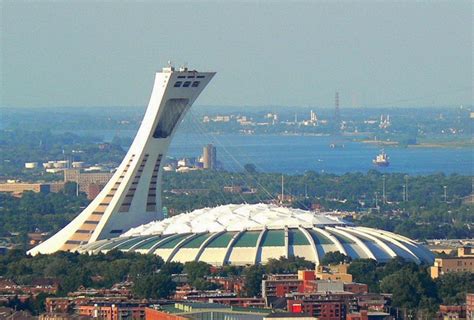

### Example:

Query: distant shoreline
xmin=358 ymin=139 xmax=473 ymax=148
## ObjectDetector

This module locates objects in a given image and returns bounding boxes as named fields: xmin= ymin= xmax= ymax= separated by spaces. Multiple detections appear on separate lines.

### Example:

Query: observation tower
xmin=28 ymin=65 xmax=215 ymax=255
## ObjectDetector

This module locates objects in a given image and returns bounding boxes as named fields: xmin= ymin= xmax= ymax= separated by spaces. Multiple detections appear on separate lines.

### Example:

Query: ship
xmin=373 ymin=150 xmax=390 ymax=166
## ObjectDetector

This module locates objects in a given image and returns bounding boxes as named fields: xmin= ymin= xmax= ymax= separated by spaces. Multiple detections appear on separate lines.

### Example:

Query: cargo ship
xmin=373 ymin=150 xmax=390 ymax=167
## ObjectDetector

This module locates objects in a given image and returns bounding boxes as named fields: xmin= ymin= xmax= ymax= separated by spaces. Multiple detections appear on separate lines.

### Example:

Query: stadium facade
xmin=77 ymin=204 xmax=434 ymax=265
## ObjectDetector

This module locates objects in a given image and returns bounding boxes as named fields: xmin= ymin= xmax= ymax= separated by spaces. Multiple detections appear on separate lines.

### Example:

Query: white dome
xmin=121 ymin=204 xmax=346 ymax=237
xmin=79 ymin=204 xmax=434 ymax=266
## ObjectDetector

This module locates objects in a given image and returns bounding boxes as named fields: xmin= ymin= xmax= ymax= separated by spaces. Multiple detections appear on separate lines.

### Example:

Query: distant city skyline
xmin=1 ymin=1 xmax=472 ymax=108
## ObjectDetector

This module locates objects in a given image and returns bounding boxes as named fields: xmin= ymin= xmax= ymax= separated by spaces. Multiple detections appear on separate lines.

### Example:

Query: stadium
xmin=77 ymin=204 xmax=434 ymax=265
xmin=29 ymin=65 xmax=434 ymax=267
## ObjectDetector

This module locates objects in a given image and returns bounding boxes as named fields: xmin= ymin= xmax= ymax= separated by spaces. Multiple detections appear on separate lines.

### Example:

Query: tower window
xmin=183 ymin=81 xmax=191 ymax=87
xmin=174 ymin=81 xmax=182 ymax=87
xmin=197 ymin=75 xmax=205 ymax=78
xmin=177 ymin=76 xmax=186 ymax=79
xmin=192 ymin=81 xmax=200 ymax=87
xmin=153 ymin=98 xmax=190 ymax=138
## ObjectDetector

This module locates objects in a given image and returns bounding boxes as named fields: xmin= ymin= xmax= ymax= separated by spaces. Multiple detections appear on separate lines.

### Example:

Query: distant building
xmin=0 ymin=182 xmax=60 ymax=197
xmin=438 ymin=304 xmax=466 ymax=320
xmin=28 ymin=232 xmax=50 ymax=247
xmin=467 ymin=293 xmax=474 ymax=320
xmin=202 ymin=144 xmax=217 ymax=170
xmin=316 ymin=264 xmax=353 ymax=282
xmin=430 ymin=257 xmax=474 ymax=278
xmin=24 ymin=162 xmax=38 ymax=169
xmin=63 ymin=169 xmax=114 ymax=200
xmin=458 ymin=246 xmax=474 ymax=257
xmin=77 ymin=301 xmax=147 ymax=319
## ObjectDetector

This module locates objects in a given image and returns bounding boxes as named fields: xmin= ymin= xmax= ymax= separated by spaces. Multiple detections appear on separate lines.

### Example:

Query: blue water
xmin=69 ymin=130 xmax=472 ymax=175
xmin=169 ymin=133 xmax=472 ymax=175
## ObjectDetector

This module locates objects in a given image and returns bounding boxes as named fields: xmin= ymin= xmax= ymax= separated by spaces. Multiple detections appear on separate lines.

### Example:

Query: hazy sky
xmin=1 ymin=1 xmax=472 ymax=108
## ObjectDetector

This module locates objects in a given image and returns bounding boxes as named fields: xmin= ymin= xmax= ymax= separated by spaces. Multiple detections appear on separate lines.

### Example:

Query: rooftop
xmin=122 ymin=203 xmax=346 ymax=237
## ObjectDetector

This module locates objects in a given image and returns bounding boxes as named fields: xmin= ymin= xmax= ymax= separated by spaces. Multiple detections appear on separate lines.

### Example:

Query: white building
xmin=28 ymin=65 xmax=215 ymax=255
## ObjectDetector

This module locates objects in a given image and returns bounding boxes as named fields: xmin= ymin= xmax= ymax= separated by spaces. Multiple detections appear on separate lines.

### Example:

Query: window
xmin=183 ymin=81 xmax=191 ymax=87
xmin=177 ymin=76 xmax=186 ymax=79
xmin=187 ymin=75 xmax=195 ymax=78
xmin=153 ymin=98 xmax=189 ymax=138
xmin=192 ymin=81 xmax=200 ymax=87
xmin=197 ymin=75 xmax=205 ymax=78
xmin=174 ymin=81 xmax=182 ymax=87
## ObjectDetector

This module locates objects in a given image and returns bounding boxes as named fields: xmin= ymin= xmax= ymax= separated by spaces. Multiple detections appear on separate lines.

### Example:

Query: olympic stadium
xmin=28 ymin=65 xmax=435 ymax=266
xmin=77 ymin=204 xmax=434 ymax=265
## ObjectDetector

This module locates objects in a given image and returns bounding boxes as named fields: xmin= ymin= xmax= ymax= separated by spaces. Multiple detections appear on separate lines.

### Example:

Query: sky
xmin=1 ymin=1 xmax=472 ymax=108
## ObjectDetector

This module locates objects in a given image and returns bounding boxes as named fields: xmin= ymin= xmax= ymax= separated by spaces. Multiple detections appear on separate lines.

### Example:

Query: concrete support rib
xmin=222 ymin=231 xmax=245 ymax=265
xmin=357 ymin=226 xmax=417 ymax=245
xmin=326 ymin=227 xmax=377 ymax=261
xmin=194 ymin=231 xmax=225 ymax=262
xmin=341 ymin=227 xmax=397 ymax=259
xmin=128 ymin=235 xmax=162 ymax=252
xmin=312 ymin=227 xmax=347 ymax=256
xmin=254 ymin=228 xmax=268 ymax=265
xmin=298 ymin=227 xmax=319 ymax=266
xmin=28 ymin=66 xmax=215 ymax=256
xmin=147 ymin=234 xmax=183 ymax=254
xmin=353 ymin=227 xmax=421 ymax=264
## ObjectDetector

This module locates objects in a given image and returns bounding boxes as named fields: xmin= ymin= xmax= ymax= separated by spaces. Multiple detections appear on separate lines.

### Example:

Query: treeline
xmin=1 ymin=250 xmax=472 ymax=317
xmin=0 ymin=184 xmax=89 ymax=244
xmin=348 ymin=258 xmax=474 ymax=310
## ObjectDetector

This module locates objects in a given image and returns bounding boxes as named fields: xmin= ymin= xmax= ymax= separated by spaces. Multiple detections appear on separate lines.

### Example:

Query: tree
xmin=132 ymin=273 xmax=176 ymax=299
xmin=244 ymin=163 xmax=257 ymax=174
xmin=347 ymin=259 xmax=378 ymax=292
xmin=380 ymin=266 xmax=437 ymax=310
xmin=183 ymin=261 xmax=211 ymax=284
xmin=243 ymin=265 xmax=265 ymax=297
xmin=436 ymin=272 xmax=474 ymax=305
xmin=265 ymin=256 xmax=315 ymax=274
xmin=320 ymin=251 xmax=351 ymax=265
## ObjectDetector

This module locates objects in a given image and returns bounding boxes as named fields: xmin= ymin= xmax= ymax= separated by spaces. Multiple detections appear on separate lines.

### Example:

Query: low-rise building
xmin=77 ymin=301 xmax=147 ymax=320
xmin=145 ymin=302 xmax=270 ymax=320
xmin=430 ymin=257 xmax=474 ymax=278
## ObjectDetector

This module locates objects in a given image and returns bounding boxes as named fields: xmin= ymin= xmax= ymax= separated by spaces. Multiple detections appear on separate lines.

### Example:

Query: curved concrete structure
xmin=77 ymin=204 xmax=435 ymax=265
xmin=28 ymin=66 xmax=215 ymax=255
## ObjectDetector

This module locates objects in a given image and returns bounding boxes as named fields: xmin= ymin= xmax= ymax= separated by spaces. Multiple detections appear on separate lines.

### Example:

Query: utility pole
xmin=281 ymin=175 xmax=284 ymax=203
xmin=404 ymin=175 xmax=409 ymax=202
xmin=443 ymin=185 xmax=447 ymax=203
xmin=382 ymin=175 xmax=386 ymax=204
xmin=402 ymin=184 xmax=406 ymax=202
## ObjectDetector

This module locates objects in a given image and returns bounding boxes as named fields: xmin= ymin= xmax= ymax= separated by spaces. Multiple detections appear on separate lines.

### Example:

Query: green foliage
xmin=132 ymin=273 xmax=176 ymax=299
xmin=0 ymin=191 xmax=89 ymax=241
xmin=265 ymin=256 xmax=315 ymax=274
xmin=380 ymin=264 xmax=437 ymax=310
xmin=320 ymin=252 xmax=352 ymax=265
xmin=435 ymin=272 xmax=474 ymax=305
xmin=0 ymin=250 xmax=164 ymax=294
xmin=193 ymin=279 xmax=221 ymax=291
xmin=243 ymin=265 xmax=265 ymax=297
xmin=183 ymin=261 xmax=212 ymax=288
